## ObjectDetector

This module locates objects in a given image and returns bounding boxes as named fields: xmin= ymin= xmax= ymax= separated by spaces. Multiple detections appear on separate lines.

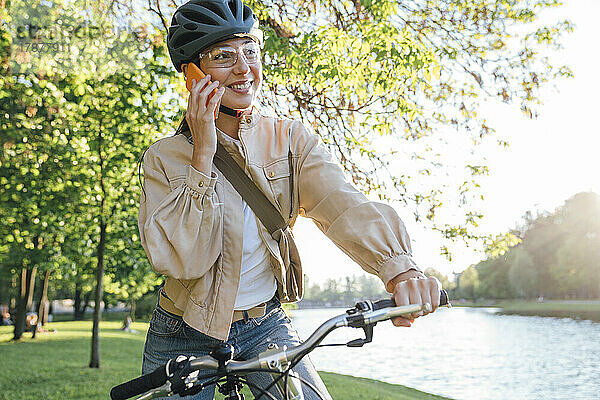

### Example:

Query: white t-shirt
xmin=234 ymin=200 xmax=278 ymax=310
xmin=216 ymin=128 xmax=277 ymax=310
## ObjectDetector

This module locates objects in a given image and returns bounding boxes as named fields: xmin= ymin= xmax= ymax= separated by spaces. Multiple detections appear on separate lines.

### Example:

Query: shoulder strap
xmin=213 ymin=141 xmax=288 ymax=236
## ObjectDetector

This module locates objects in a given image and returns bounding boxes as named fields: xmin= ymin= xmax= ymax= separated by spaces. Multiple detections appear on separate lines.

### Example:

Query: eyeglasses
xmin=199 ymin=41 xmax=261 ymax=68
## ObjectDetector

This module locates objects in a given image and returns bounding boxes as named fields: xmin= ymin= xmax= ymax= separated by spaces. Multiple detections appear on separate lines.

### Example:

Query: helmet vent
xmin=228 ymin=0 xmax=238 ymax=18
xmin=182 ymin=10 xmax=218 ymax=26
xmin=184 ymin=23 xmax=198 ymax=30
xmin=201 ymin=2 xmax=227 ymax=20
xmin=172 ymin=31 xmax=207 ymax=48
xmin=242 ymin=5 xmax=251 ymax=20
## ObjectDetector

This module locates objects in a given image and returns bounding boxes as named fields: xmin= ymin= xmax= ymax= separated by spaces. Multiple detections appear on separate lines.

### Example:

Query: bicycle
xmin=110 ymin=290 xmax=450 ymax=400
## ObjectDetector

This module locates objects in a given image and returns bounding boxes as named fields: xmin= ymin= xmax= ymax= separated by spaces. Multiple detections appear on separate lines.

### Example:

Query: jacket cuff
xmin=378 ymin=254 xmax=421 ymax=288
xmin=186 ymin=165 xmax=217 ymax=196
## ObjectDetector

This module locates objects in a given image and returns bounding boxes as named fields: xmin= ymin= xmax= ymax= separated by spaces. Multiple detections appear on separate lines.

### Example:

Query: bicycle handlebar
xmin=110 ymin=290 xmax=450 ymax=400
xmin=110 ymin=362 xmax=169 ymax=400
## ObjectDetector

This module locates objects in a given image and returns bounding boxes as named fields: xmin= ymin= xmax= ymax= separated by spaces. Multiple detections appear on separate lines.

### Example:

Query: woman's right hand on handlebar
xmin=187 ymin=74 xmax=225 ymax=174
xmin=388 ymin=272 xmax=441 ymax=327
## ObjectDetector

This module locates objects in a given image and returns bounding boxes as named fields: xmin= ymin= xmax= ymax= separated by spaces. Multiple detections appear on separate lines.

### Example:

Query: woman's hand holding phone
xmin=185 ymin=73 xmax=225 ymax=175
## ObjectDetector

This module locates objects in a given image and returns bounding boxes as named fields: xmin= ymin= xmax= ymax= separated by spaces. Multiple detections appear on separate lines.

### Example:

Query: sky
xmin=295 ymin=0 xmax=600 ymax=285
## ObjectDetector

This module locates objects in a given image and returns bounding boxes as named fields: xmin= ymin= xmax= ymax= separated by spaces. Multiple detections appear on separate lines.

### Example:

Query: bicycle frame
xmin=111 ymin=293 xmax=449 ymax=400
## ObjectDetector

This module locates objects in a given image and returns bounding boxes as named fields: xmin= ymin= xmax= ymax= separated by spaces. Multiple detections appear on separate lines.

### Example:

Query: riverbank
xmin=454 ymin=299 xmax=600 ymax=321
xmin=0 ymin=320 xmax=451 ymax=399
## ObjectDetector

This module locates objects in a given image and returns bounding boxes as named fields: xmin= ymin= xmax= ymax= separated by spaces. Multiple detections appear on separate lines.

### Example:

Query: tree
xmin=0 ymin=30 xmax=81 ymax=339
xmin=301 ymin=274 xmax=389 ymax=306
xmin=507 ymin=247 xmax=536 ymax=299
xmin=2 ymin=0 xmax=576 ymax=351
xmin=472 ymin=192 xmax=600 ymax=299
xmin=478 ymin=255 xmax=513 ymax=299
xmin=457 ymin=265 xmax=479 ymax=301
xmin=341 ymin=276 xmax=358 ymax=305
xmin=3 ymin=0 xmax=174 ymax=365
xmin=357 ymin=274 xmax=388 ymax=299
xmin=104 ymin=208 xmax=163 ymax=321
xmin=424 ymin=267 xmax=452 ymax=291
xmin=321 ymin=279 xmax=341 ymax=305
xmin=113 ymin=0 xmax=572 ymax=251
xmin=546 ymin=193 xmax=600 ymax=298
xmin=63 ymin=60 xmax=173 ymax=369
xmin=56 ymin=210 xmax=102 ymax=321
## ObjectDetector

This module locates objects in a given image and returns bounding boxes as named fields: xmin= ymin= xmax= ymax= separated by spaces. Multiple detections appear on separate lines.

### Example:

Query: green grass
xmin=497 ymin=300 xmax=600 ymax=312
xmin=0 ymin=320 xmax=450 ymax=400
xmin=454 ymin=299 xmax=600 ymax=311
xmin=317 ymin=372 xmax=449 ymax=399
xmin=0 ymin=320 xmax=148 ymax=400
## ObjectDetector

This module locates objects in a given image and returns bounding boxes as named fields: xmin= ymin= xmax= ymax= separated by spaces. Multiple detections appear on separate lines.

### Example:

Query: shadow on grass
xmin=50 ymin=311 xmax=133 ymax=323
xmin=1 ymin=320 xmax=149 ymax=343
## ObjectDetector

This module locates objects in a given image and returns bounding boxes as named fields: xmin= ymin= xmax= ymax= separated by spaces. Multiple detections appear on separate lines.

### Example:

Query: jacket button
xmin=269 ymin=171 xmax=274 ymax=178
xmin=198 ymin=181 xmax=204 ymax=187
xmin=245 ymin=117 xmax=252 ymax=123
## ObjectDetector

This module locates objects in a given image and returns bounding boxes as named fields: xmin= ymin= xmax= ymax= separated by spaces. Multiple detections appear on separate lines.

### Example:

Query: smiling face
xmin=198 ymin=37 xmax=263 ymax=111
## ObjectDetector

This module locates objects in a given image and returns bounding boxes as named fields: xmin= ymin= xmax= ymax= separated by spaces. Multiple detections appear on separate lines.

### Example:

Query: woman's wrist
xmin=386 ymin=269 xmax=425 ymax=292
xmin=191 ymin=149 xmax=215 ymax=176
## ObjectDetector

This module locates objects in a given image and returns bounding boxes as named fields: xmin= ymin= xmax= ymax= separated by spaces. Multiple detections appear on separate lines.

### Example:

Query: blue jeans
xmin=142 ymin=296 xmax=332 ymax=400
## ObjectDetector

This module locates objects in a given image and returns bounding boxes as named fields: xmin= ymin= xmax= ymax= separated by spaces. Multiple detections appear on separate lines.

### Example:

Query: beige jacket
xmin=139 ymin=111 xmax=419 ymax=340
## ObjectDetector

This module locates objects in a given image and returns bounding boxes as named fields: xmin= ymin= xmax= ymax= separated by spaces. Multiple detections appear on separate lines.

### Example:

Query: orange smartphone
xmin=182 ymin=62 xmax=219 ymax=117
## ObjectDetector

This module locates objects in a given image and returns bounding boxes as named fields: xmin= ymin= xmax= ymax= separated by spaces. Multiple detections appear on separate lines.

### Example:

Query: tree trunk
xmin=32 ymin=270 xmax=48 ymax=339
xmin=26 ymin=267 xmax=37 ymax=311
xmin=89 ymin=220 xmax=106 ymax=368
xmin=74 ymin=282 xmax=92 ymax=320
xmin=9 ymin=273 xmax=17 ymax=310
xmin=12 ymin=266 xmax=37 ymax=341
xmin=74 ymin=281 xmax=82 ymax=320
xmin=82 ymin=290 xmax=92 ymax=318
xmin=90 ymin=120 xmax=107 ymax=368
xmin=35 ymin=270 xmax=51 ymax=333
xmin=12 ymin=269 xmax=28 ymax=340
xmin=130 ymin=298 xmax=136 ymax=321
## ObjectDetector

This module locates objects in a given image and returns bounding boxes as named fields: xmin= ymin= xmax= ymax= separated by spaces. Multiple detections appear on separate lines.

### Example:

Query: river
xmin=289 ymin=307 xmax=600 ymax=400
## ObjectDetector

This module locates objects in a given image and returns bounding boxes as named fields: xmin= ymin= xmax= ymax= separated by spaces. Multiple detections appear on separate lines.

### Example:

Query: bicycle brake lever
xmin=346 ymin=324 xmax=374 ymax=347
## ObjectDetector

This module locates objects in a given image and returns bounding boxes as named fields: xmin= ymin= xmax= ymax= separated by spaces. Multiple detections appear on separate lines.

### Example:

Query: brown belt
xmin=158 ymin=290 xmax=267 ymax=323
xmin=232 ymin=303 xmax=267 ymax=322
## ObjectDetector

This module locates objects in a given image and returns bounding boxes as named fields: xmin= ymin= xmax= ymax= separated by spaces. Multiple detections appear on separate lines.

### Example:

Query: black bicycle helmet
xmin=167 ymin=0 xmax=263 ymax=72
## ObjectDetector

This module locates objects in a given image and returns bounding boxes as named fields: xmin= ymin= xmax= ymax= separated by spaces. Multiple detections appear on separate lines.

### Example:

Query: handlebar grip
xmin=110 ymin=364 xmax=168 ymax=400
xmin=372 ymin=290 xmax=449 ymax=311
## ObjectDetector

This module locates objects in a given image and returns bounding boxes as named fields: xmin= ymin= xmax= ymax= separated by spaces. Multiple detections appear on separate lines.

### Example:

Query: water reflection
xmin=290 ymin=307 xmax=600 ymax=400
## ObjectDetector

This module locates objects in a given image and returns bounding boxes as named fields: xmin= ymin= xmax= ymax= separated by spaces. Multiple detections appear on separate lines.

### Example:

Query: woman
xmin=139 ymin=1 xmax=441 ymax=398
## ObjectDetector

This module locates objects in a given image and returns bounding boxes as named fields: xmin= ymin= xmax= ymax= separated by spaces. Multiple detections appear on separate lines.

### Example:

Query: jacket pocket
xmin=262 ymin=158 xmax=292 ymax=216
